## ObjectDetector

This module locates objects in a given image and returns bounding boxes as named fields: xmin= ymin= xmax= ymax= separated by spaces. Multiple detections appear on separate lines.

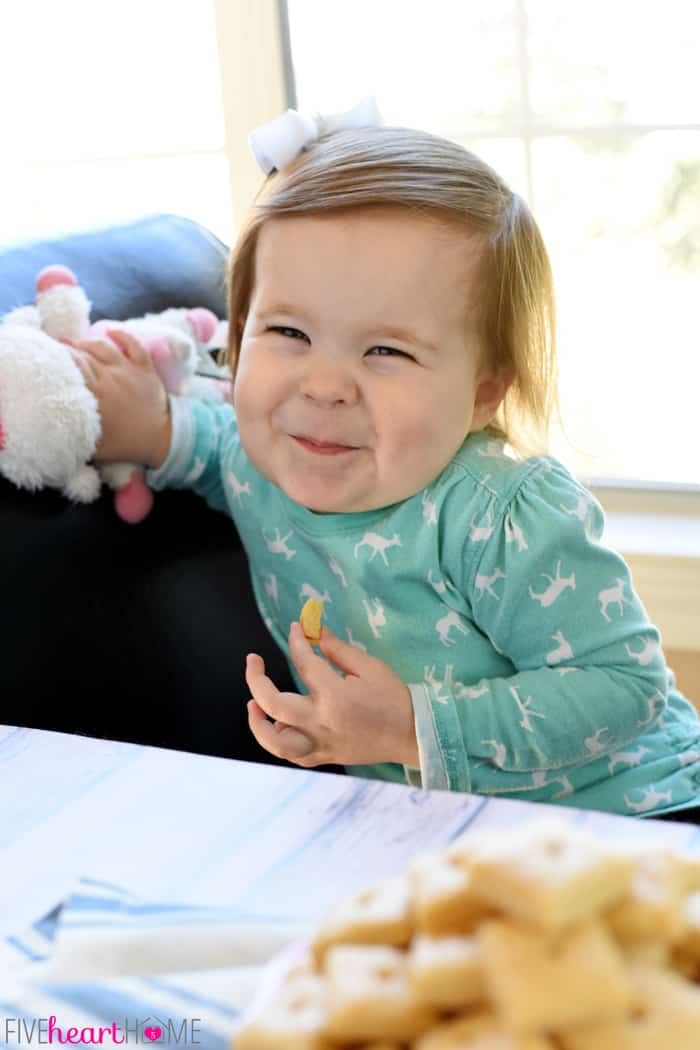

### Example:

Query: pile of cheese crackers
xmin=235 ymin=817 xmax=700 ymax=1048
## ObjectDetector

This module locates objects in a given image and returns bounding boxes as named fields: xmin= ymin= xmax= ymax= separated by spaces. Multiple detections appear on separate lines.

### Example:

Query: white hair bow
xmin=249 ymin=96 xmax=383 ymax=175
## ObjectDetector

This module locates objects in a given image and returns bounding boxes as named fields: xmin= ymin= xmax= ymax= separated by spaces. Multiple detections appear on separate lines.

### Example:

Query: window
xmin=284 ymin=0 xmax=700 ymax=487
xmin=0 ymin=0 xmax=232 ymax=244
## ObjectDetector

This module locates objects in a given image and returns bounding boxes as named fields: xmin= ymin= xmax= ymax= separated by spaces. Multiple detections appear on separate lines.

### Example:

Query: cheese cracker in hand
xmin=300 ymin=599 xmax=324 ymax=643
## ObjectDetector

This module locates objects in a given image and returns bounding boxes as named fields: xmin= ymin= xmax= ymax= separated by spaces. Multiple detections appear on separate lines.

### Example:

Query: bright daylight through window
xmin=285 ymin=0 xmax=700 ymax=487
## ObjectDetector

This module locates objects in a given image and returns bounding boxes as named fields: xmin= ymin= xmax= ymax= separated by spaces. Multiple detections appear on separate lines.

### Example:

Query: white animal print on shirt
xmin=469 ymin=514 xmax=494 ymax=542
xmin=185 ymin=458 xmax=206 ymax=484
xmin=263 ymin=528 xmax=297 ymax=560
xmin=598 ymin=578 xmax=634 ymax=622
xmin=427 ymin=569 xmax=450 ymax=597
xmin=263 ymin=573 xmax=280 ymax=609
xmin=421 ymin=490 xmax=438 ymax=525
xmin=608 ymin=745 xmax=651 ymax=775
xmin=227 ymin=471 xmax=250 ymax=504
xmin=362 ymin=598 xmax=386 ymax=639
xmin=585 ymin=727 xmax=610 ymax=755
xmin=560 ymin=494 xmax=593 ymax=523
xmin=546 ymin=630 xmax=573 ymax=665
xmin=528 ymin=561 xmax=576 ymax=607
xmin=345 ymin=628 xmax=367 ymax=651
xmin=482 ymin=739 xmax=507 ymax=768
xmin=531 ymin=770 xmax=574 ymax=799
xmin=424 ymin=665 xmax=451 ymax=705
xmin=436 ymin=605 xmax=471 ymax=647
xmin=424 ymin=664 xmax=483 ymax=703
xmin=354 ymin=531 xmax=402 ymax=566
xmin=504 ymin=513 xmax=528 ymax=552
xmin=678 ymin=750 xmax=700 ymax=767
xmin=625 ymin=637 xmax=661 ymax=666
xmin=636 ymin=691 xmax=665 ymax=728
xmin=299 ymin=582 xmax=332 ymax=604
xmin=624 ymin=787 xmax=673 ymax=813
xmin=474 ymin=568 xmax=505 ymax=601
xmin=329 ymin=558 xmax=348 ymax=588
xmin=456 ymin=681 xmax=490 ymax=699
xmin=477 ymin=440 xmax=504 ymax=459
xmin=510 ymin=685 xmax=545 ymax=733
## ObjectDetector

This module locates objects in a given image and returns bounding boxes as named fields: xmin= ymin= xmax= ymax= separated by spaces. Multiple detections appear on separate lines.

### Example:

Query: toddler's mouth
xmin=292 ymin=434 xmax=358 ymax=455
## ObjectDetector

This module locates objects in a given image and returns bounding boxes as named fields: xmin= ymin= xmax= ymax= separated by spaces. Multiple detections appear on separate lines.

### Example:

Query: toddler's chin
xmin=281 ymin=480 xmax=355 ymax=515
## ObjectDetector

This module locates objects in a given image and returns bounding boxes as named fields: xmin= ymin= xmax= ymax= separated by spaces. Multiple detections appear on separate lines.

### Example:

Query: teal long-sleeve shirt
xmin=148 ymin=396 xmax=700 ymax=818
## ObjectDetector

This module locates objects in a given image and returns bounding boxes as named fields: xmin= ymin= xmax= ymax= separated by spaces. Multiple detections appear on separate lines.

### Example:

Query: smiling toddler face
xmin=233 ymin=207 xmax=501 ymax=513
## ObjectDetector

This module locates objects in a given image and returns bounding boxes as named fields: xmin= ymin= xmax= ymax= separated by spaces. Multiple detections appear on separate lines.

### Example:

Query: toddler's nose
xmin=299 ymin=360 xmax=357 ymax=405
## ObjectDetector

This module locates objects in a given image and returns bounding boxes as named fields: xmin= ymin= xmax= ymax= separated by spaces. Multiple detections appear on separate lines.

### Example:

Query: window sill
xmin=600 ymin=510 xmax=700 ymax=652
xmin=603 ymin=513 xmax=700 ymax=559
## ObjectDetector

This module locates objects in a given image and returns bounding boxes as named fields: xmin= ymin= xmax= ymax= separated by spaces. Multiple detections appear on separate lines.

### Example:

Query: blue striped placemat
xmin=0 ymin=877 xmax=306 ymax=1048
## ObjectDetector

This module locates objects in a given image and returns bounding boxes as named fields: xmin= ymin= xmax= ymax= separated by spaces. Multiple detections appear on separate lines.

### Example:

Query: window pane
xmin=1 ymin=0 xmax=224 ymax=158
xmin=459 ymin=138 xmax=528 ymax=198
xmin=284 ymin=1 xmax=700 ymax=486
xmin=1 ymin=155 xmax=233 ymax=248
xmin=288 ymin=0 xmax=520 ymax=135
xmin=526 ymin=0 xmax=700 ymax=126
xmin=535 ymin=132 xmax=700 ymax=484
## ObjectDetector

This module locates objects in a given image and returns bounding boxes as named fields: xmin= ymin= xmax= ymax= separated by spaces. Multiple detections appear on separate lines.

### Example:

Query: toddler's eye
xmin=266 ymin=329 xmax=414 ymax=359
xmin=267 ymin=325 xmax=308 ymax=341
xmin=367 ymin=346 xmax=414 ymax=360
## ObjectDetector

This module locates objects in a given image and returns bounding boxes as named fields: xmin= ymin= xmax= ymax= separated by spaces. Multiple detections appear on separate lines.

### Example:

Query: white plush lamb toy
xmin=3 ymin=265 xmax=230 ymax=522
xmin=0 ymin=320 xmax=102 ymax=503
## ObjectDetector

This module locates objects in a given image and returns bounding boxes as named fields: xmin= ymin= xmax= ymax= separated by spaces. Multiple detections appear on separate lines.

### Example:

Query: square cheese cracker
xmin=324 ymin=944 xmax=437 ymax=1043
xmin=606 ymin=849 xmax=685 ymax=947
xmin=478 ymin=918 xmax=632 ymax=1031
xmin=464 ymin=819 xmax=635 ymax=930
xmin=312 ymin=875 xmax=412 ymax=965
xmin=410 ymin=849 xmax=494 ymax=935
xmin=235 ymin=973 xmax=329 ymax=1050
xmin=558 ymin=963 xmax=700 ymax=1050
xmin=408 ymin=932 xmax=485 ymax=1008
xmin=414 ymin=1012 xmax=556 ymax=1050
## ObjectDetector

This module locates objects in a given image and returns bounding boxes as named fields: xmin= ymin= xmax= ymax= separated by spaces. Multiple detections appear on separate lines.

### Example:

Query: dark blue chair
xmin=0 ymin=214 xmax=299 ymax=765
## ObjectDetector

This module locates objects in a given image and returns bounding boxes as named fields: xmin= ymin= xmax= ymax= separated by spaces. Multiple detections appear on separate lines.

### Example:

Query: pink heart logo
xmin=143 ymin=1027 xmax=162 ymax=1042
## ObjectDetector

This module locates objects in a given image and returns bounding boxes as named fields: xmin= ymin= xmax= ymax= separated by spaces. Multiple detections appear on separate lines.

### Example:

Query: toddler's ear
xmin=472 ymin=367 xmax=513 ymax=430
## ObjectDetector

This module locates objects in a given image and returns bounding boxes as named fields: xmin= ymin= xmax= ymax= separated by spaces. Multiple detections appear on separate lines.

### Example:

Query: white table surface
xmin=1 ymin=724 xmax=699 ymax=938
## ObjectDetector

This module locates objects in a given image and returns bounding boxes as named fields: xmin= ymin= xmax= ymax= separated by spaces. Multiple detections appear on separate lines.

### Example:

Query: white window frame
xmin=212 ymin=0 xmax=289 ymax=230
xmin=213 ymin=0 xmax=699 ymax=653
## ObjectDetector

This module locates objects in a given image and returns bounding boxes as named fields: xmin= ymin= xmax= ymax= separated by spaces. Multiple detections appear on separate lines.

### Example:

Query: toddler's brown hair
xmin=222 ymin=126 xmax=559 ymax=458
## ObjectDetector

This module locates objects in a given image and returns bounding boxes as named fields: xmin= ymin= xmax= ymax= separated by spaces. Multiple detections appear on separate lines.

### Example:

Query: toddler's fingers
xmin=66 ymin=338 xmax=120 ymax=363
xmin=245 ymin=654 xmax=280 ymax=720
xmin=288 ymin=621 xmax=339 ymax=689
xmin=67 ymin=348 xmax=97 ymax=386
xmin=247 ymin=701 xmax=315 ymax=763
xmin=277 ymin=726 xmax=316 ymax=762
xmin=245 ymin=653 xmax=311 ymax=726
xmin=108 ymin=328 xmax=148 ymax=364
xmin=247 ymin=700 xmax=290 ymax=760
xmin=66 ymin=347 xmax=87 ymax=372
xmin=247 ymin=700 xmax=279 ymax=754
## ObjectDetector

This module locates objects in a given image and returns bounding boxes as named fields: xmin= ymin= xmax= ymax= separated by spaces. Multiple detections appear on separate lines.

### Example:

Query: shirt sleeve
xmin=145 ymin=395 xmax=238 ymax=515
xmin=410 ymin=458 xmax=669 ymax=790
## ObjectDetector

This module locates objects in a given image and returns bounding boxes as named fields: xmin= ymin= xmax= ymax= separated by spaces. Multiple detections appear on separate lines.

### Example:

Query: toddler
xmin=69 ymin=112 xmax=700 ymax=819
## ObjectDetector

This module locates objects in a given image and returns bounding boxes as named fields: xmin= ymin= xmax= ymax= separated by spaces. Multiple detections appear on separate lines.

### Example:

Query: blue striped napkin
xmin=0 ymin=877 xmax=309 ymax=1048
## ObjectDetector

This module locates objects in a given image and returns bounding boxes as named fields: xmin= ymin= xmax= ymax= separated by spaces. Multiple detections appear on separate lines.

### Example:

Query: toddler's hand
xmin=66 ymin=330 xmax=171 ymax=468
xmin=245 ymin=623 xmax=419 ymax=768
